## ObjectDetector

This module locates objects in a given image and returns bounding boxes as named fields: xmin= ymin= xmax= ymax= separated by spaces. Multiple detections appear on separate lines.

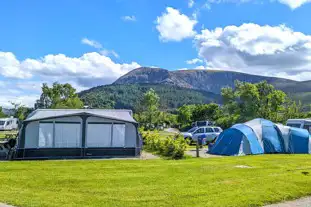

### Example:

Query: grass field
xmin=1 ymin=155 xmax=311 ymax=207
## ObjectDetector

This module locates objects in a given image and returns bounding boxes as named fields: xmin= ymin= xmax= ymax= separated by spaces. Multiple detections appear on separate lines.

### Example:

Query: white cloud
xmin=121 ymin=15 xmax=137 ymax=22
xmin=156 ymin=7 xmax=197 ymax=42
xmin=186 ymin=58 xmax=203 ymax=64
xmin=276 ymin=0 xmax=311 ymax=9
xmin=194 ymin=23 xmax=311 ymax=80
xmin=188 ymin=0 xmax=195 ymax=8
xmin=205 ymin=0 xmax=311 ymax=9
xmin=100 ymin=49 xmax=119 ymax=59
xmin=0 ymin=51 xmax=140 ymax=107
xmin=82 ymin=38 xmax=120 ymax=58
xmin=81 ymin=38 xmax=102 ymax=49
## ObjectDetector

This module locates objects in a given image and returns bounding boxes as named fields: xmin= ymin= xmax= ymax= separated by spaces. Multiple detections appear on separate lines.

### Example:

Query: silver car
xmin=181 ymin=126 xmax=223 ymax=143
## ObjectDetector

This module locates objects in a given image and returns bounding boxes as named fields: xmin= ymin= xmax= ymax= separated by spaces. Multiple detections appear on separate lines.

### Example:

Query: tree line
xmin=135 ymin=81 xmax=309 ymax=130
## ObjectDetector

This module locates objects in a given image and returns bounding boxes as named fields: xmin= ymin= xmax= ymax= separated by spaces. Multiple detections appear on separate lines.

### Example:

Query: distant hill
xmin=114 ymin=67 xmax=306 ymax=94
xmin=79 ymin=67 xmax=311 ymax=110
xmin=79 ymin=84 xmax=221 ymax=111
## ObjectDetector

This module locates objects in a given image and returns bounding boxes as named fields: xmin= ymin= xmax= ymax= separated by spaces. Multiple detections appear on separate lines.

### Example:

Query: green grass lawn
xmin=1 ymin=155 xmax=311 ymax=207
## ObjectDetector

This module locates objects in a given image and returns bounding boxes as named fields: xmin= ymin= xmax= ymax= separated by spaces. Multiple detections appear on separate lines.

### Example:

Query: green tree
xmin=177 ymin=105 xmax=196 ymax=126
xmin=192 ymin=103 xmax=221 ymax=122
xmin=136 ymin=89 xmax=161 ymax=129
xmin=0 ymin=107 xmax=7 ymax=118
xmin=10 ymin=102 xmax=33 ymax=121
xmin=219 ymin=81 xmax=295 ymax=125
xmin=35 ymin=82 xmax=84 ymax=109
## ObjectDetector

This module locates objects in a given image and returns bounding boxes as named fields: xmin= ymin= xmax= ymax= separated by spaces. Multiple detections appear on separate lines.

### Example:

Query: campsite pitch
xmin=0 ymin=155 xmax=311 ymax=207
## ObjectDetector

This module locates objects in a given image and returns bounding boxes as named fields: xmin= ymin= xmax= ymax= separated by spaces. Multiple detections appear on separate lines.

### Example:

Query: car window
xmin=213 ymin=127 xmax=220 ymax=132
xmin=303 ymin=125 xmax=311 ymax=134
xmin=286 ymin=123 xmax=301 ymax=128
xmin=194 ymin=128 xmax=204 ymax=134
xmin=206 ymin=128 xmax=214 ymax=133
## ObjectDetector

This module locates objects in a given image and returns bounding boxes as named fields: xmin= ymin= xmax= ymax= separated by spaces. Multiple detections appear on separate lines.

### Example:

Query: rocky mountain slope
xmin=114 ymin=67 xmax=306 ymax=94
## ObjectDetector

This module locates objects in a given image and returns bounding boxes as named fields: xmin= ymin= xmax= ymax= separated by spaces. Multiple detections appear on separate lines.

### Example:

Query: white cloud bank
xmin=194 ymin=23 xmax=311 ymax=80
xmin=156 ymin=7 xmax=197 ymax=42
xmin=276 ymin=0 xmax=311 ymax=9
xmin=205 ymin=0 xmax=311 ymax=9
xmin=0 ymin=51 xmax=140 ymax=107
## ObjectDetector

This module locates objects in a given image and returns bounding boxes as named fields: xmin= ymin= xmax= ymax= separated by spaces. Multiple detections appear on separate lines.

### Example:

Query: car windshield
xmin=188 ymin=127 xmax=197 ymax=133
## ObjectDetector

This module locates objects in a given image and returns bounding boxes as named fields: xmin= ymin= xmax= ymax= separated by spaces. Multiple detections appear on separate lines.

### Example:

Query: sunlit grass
xmin=0 ymin=155 xmax=311 ymax=207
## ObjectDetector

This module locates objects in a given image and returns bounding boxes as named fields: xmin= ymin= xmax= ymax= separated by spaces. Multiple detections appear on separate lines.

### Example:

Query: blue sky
xmin=1 ymin=0 xmax=311 ymax=107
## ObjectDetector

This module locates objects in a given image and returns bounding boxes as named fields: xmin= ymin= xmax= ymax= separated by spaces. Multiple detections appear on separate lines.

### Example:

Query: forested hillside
xmin=79 ymin=84 xmax=221 ymax=111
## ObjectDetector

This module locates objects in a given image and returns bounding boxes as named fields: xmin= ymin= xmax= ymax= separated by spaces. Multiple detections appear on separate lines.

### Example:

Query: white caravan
xmin=286 ymin=119 xmax=311 ymax=134
xmin=0 ymin=117 xmax=19 ymax=131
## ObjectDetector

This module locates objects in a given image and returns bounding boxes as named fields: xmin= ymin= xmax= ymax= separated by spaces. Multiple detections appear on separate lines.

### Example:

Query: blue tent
xmin=244 ymin=119 xmax=285 ymax=153
xmin=288 ymin=128 xmax=310 ymax=154
xmin=208 ymin=124 xmax=264 ymax=156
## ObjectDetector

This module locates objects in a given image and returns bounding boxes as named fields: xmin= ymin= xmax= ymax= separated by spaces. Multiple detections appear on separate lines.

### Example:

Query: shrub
xmin=142 ymin=132 xmax=188 ymax=159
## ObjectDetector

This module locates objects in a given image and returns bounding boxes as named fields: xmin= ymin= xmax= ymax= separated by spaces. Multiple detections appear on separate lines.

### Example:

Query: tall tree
xmin=177 ymin=105 xmax=196 ymax=126
xmin=35 ymin=82 xmax=84 ymax=109
xmin=0 ymin=107 xmax=7 ymax=118
xmin=10 ymin=102 xmax=33 ymax=121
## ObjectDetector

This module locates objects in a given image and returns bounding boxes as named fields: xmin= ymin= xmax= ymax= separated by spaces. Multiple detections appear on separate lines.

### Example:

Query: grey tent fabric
xmin=25 ymin=109 xmax=136 ymax=123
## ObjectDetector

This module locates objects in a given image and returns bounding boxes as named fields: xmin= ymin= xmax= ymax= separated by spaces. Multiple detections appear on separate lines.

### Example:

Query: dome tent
xmin=209 ymin=118 xmax=311 ymax=156
xmin=208 ymin=124 xmax=264 ymax=156
xmin=209 ymin=118 xmax=286 ymax=156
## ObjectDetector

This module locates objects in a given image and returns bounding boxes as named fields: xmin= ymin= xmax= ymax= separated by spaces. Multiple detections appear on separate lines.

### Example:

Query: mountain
xmin=79 ymin=67 xmax=311 ymax=111
xmin=79 ymin=84 xmax=221 ymax=112
xmin=114 ymin=67 xmax=304 ymax=94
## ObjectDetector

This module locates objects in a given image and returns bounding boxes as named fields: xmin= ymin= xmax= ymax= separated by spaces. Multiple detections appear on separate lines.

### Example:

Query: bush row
xmin=141 ymin=132 xmax=188 ymax=159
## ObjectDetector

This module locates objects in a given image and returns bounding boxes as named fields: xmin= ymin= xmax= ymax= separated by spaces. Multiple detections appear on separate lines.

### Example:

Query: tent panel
xmin=55 ymin=123 xmax=81 ymax=148
xmin=24 ymin=121 xmax=39 ymax=148
xmin=275 ymin=124 xmax=290 ymax=153
xmin=262 ymin=124 xmax=284 ymax=153
xmin=112 ymin=124 xmax=126 ymax=147
xmin=209 ymin=129 xmax=243 ymax=156
xmin=38 ymin=123 xmax=54 ymax=148
xmin=86 ymin=124 xmax=112 ymax=147
xmin=289 ymin=128 xmax=309 ymax=154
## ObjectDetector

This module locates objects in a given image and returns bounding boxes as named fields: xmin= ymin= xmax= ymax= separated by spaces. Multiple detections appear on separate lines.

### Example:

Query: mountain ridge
xmin=113 ymin=67 xmax=302 ymax=94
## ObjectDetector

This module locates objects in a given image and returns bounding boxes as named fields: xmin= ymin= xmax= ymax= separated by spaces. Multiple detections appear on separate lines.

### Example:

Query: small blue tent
xmin=288 ymin=128 xmax=310 ymax=154
xmin=208 ymin=124 xmax=264 ymax=156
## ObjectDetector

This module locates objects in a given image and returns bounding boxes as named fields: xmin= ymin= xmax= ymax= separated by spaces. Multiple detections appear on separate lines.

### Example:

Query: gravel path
xmin=186 ymin=148 xmax=222 ymax=158
xmin=140 ymin=151 xmax=159 ymax=159
xmin=0 ymin=203 xmax=14 ymax=207
xmin=264 ymin=197 xmax=311 ymax=207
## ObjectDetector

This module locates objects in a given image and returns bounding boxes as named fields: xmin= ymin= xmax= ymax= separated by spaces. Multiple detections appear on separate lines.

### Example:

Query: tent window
xmin=55 ymin=123 xmax=81 ymax=148
xmin=38 ymin=123 xmax=54 ymax=148
xmin=112 ymin=124 xmax=126 ymax=147
xmin=87 ymin=124 xmax=112 ymax=147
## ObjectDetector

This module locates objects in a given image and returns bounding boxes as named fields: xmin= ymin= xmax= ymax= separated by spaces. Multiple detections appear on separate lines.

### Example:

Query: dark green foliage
xmin=177 ymin=103 xmax=221 ymax=128
xmin=0 ymin=107 xmax=7 ymax=118
xmin=79 ymin=84 xmax=221 ymax=111
xmin=35 ymin=82 xmax=84 ymax=109
xmin=142 ymin=131 xmax=188 ymax=159
xmin=177 ymin=81 xmax=309 ymax=129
